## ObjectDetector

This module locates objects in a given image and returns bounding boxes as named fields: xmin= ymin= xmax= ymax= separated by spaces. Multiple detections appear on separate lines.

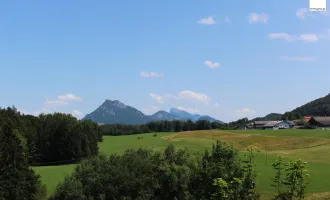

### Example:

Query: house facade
xmin=285 ymin=121 xmax=296 ymax=128
xmin=253 ymin=121 xmax=273 ymax=129
xmin=308 ymin=117 xmax=330 ymax=129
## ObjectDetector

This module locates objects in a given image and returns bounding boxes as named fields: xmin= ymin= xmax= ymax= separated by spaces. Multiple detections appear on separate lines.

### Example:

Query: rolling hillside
xmin=281 ymin=93 xmax=330 ymax=120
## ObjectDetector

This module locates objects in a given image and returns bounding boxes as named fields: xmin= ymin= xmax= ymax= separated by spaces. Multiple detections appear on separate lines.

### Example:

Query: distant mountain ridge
xmin=83 ymin=99 xmax=223 ymax=124
xmin=149 ymin=111 xmax=181 ymax=121
xmin=169 ymin=108 xmax=201 ymax=121
xmin=169 ymin=108 xmax=221 ymax=123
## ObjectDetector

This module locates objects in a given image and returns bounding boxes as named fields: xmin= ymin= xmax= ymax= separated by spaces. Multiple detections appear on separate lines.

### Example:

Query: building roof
xmin=311 ymin=117 xmax=330 ymax=126
xmin=254 ymin=121 xmax=273 ymax=125
xmin=263 ymin=121 xmax=283 ymax=127
xmin=286 ymin=121 xmax=296 ymax=126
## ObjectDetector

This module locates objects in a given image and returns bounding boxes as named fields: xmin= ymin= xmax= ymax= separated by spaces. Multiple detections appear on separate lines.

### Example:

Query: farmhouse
xmin=253 ymin=121 xmax=273 ymax=129
xmin=285 ymin=121 xmax=296 ymax=128
xmin=263 ymin=121 xmax=290 ymax=130
xmin=308 ymin=117 xmax=330 ymax=129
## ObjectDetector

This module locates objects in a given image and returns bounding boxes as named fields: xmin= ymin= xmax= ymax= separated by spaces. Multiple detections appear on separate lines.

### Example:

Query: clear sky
xmin=0 ymin=0 xmax=329 ymax=122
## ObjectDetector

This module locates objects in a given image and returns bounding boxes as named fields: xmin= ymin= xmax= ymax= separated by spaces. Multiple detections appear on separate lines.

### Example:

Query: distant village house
xmin=251 ymin=120 xmax=293 ymax=130
xmin=250 ymin=116 xmax=330 ymax=130
xmin=308 ymin=117 xmax=330 ymax=129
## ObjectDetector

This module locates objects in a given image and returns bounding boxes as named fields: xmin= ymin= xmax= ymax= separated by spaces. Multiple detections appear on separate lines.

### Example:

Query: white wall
xmin=274 ymin=122 xmax=290 ymax=129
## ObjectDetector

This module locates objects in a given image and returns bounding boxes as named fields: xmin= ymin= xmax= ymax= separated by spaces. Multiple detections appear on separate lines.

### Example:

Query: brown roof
xmin=311 ymin=117 xmax=330 ymax=126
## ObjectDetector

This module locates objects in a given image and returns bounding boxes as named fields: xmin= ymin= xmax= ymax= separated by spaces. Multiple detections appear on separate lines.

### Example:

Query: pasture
xmin=33 ymin=129 xmax=330 ymax=199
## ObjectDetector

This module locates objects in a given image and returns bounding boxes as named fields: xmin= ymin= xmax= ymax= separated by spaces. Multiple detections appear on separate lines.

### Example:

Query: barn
xmin=308 ymin=117 xmax=330 ymax=129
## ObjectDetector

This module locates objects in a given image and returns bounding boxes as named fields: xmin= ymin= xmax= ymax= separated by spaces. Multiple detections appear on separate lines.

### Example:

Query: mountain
xmin=149 ymin=111 xmax=181 ymax=121
xmin=281 ymin=93 xmax=330 ymax=120
xmin=169 ymin=108 xmax=201 ymax=121
xmin=83 ymin=100 xmax=148 ymax=125
xmin=251 ymin=113 xmax=282 ymax=121
xmin=169 ymin=108 xmax=223 ymax=123
xmin=83 ymin=99 xmax=223 ymax=124
xmin=198 ymin=115 xmax=223 ymax=123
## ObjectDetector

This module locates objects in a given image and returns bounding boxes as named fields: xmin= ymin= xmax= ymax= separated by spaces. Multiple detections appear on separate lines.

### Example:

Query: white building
xmin=263 ymin=121 xmax=290 ymax=130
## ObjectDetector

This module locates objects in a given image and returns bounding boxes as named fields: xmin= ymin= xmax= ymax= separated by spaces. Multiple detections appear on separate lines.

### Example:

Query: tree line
xmin=50 ymin=142 xmax=310 ymax=200
xmin=0 ymin=106 xmax=103 ymax=200
xmin=0 ymin=106 xmax=102 ymax=164
xmin=99 ymin=119 xmax=249 ymax=136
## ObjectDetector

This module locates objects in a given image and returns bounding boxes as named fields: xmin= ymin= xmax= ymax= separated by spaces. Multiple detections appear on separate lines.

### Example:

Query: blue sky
xmin=0 ymin=0 xmax=329 ymax=122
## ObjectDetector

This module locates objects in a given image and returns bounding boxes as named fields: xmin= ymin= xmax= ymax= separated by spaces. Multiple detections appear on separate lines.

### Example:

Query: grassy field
xmin=33 ymin=129 xmax=330 ymax=199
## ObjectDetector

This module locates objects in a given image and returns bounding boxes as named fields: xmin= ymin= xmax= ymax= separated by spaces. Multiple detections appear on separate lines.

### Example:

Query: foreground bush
xmin=50 ymin=141 xmax=259 ymax=200
xmin=271 ymin=156 xmax=310 ymax=200
xmin=50 ymin=141 xmax=311 ymax=200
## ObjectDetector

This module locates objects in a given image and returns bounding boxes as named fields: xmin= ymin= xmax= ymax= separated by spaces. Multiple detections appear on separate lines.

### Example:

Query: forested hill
xmin=251 ymin=113 xmax=282 ymax=121
xmin=281 ymin=93 xmax=330 ymax=120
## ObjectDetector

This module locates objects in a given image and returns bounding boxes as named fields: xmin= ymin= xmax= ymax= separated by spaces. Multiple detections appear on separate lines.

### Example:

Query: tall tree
xmin=0 ymin=124 xmax=46 ymax=200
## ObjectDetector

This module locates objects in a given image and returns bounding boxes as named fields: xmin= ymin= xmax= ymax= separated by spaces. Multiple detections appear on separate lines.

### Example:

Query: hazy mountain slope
xmin=83 ymin=100 xmax=148 ymax=125
xmin=198 ymin=115 xmax=224 ymax=123
xmin=83 ymin=100 xmax=223 ymax=124
xmin=169 ymin=108 xmax=201 ymax=121
xmin=148 ymin=111 xmax=181 ymax=122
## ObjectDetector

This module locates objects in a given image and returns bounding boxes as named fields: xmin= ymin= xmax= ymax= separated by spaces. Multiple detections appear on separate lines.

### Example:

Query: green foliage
xmin=0 ymin=123 xmax=46 ymax=200
xmin=296 ymin=119 xmax=308 ymax=126
xmin=241 ymin=146 xmax=260 ymax=200
xmin=35 ymin=130 xmax=320 ymax=199
xmin=0 ymin=107 xmax=101 ymax=165
xmin=284 ymin=159 xmax=310 ymax=200
xmin=252 ymin=113 xmax=283 ymax=121
xmin=281 ymin=93 xmax=330 ymax=120
xmin=100 ymin=119 xmax=221 ymax=136
xmin=212 ymin=178 xmax=230 ymax=200
xmin=221 ymin=118 xmax=249 ymax=130
xmin=195 ymin=120 xmax=212 ymax=130
xmin=190 ymin=141 xmax=245 ymax=200
xmin=50 ymin=141 xmax=259 ymax=200
xmin=36 ymin=183 xmax=47 ymax=200
xmin=271 ymin=157 xmax=310 ymax=200
xmin=271 ymin=156 xmax=285 ymax=197
xmin=212 ymin=178 xmax=243 ymax=200
xmin=50 ymin=146 xmax=197 ymax=200
xmin=49 ymin=176 xmax=85 ymax=200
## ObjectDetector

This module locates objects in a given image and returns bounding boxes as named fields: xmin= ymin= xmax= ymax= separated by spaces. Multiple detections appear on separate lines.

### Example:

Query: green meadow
xmin=33 ymin=129 xmax=330 ymax=199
